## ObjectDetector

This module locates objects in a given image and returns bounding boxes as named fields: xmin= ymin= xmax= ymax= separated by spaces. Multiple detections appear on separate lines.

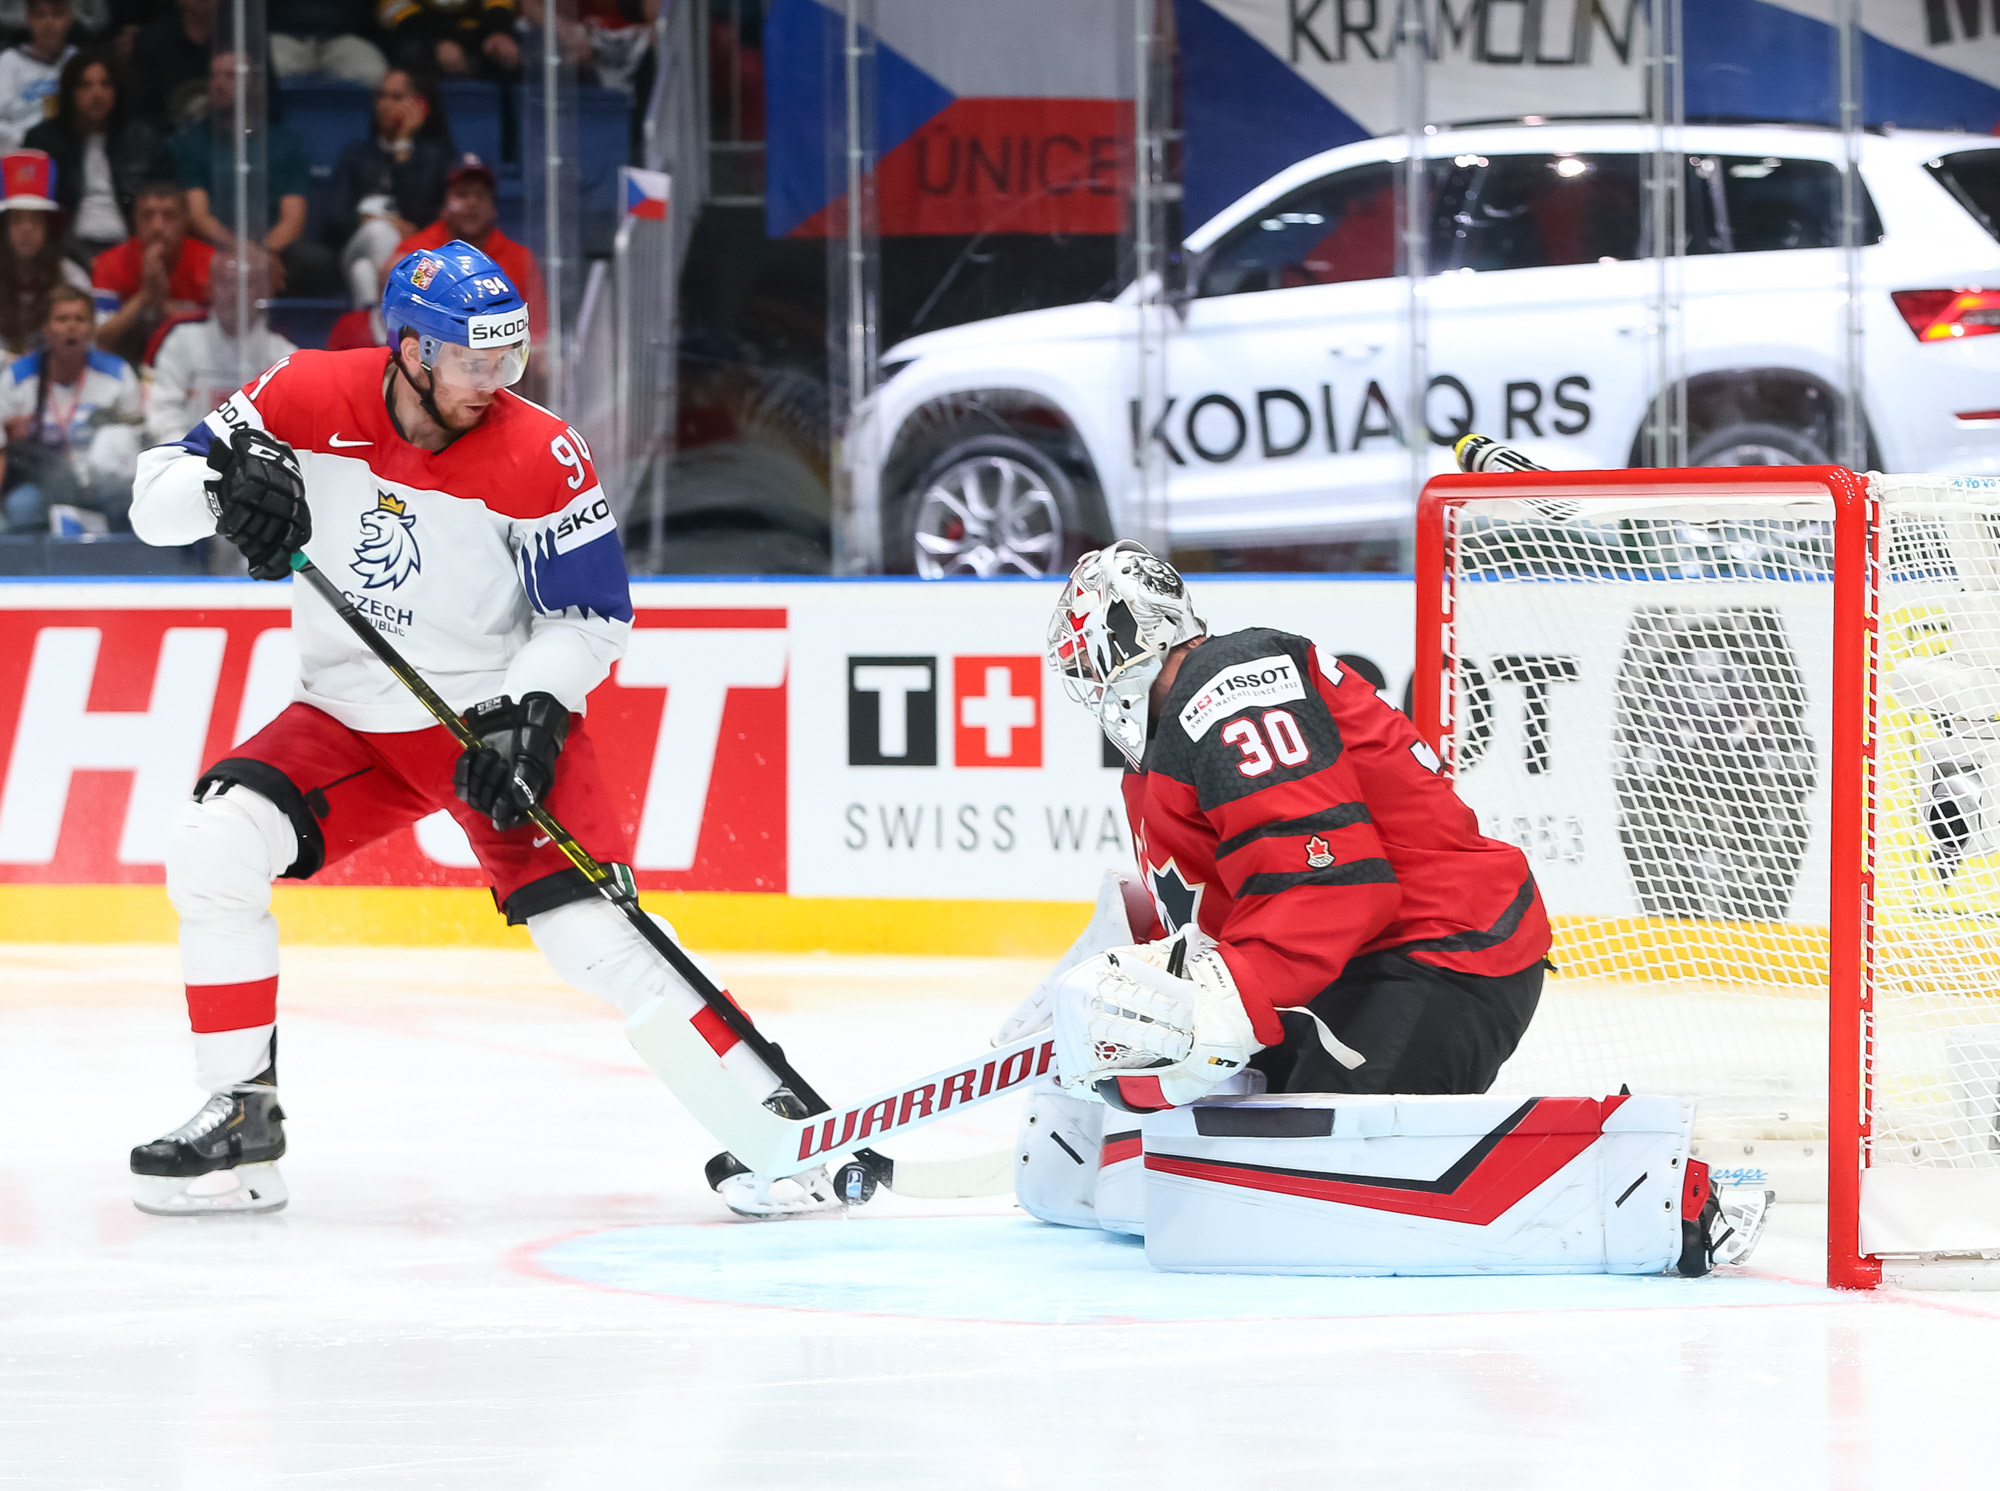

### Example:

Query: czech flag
xmin=622 ymin=167 xmax=670 ymax=222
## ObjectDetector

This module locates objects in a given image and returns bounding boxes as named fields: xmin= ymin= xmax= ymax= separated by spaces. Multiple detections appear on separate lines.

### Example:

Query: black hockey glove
xmin=453 ymin=692 xmax=571 ymax=832
xmin=206 ymin=428 xmax=309 ymax=581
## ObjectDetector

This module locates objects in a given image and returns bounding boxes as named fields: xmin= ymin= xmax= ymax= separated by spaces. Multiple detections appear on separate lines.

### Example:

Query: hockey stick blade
xmin=628 ymin=1001 xmax=1052 ymax=1181
xmin=867 ymin=1146 xmax=1014 ymax=1199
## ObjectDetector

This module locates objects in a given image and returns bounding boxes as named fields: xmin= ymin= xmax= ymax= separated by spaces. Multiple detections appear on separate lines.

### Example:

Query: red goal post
xmin=1417 ymin=464 xmax=2000 ymax=1290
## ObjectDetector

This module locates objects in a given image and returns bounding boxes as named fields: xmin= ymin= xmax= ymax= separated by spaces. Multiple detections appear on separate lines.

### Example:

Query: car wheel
xmin=902 ymin=435 xmax=1094 ymax=578
xmin=1688 ymin=421 xmax=1830 ymax=467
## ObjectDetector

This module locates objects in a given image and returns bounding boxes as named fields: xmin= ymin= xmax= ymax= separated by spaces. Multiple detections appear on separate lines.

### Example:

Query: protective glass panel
xmin=520 ymin=0 xmax=582 ymax=411
xmin=214 ymin=0 xmax=272 ymax=394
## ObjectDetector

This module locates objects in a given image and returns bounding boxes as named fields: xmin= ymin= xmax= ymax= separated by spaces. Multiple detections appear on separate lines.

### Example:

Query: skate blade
xmin=1712 ymin=1186 xmax=1776 ymax=1267
xmin=133 ymin=1162 xmax=289 ymax=1217
xmin=717 ymin=1166 xmax=843 ymax=1220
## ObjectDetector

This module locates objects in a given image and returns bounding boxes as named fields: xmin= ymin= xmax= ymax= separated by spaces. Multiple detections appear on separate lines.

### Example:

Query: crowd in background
xmin=0 ymin=0 xmax=644 ymax=537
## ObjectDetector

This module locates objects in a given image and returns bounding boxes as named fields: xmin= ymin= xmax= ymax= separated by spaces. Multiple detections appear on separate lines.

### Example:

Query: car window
xmin=1927 ymin=149 xmax=2000 ymax=243
xmin=1197 ymin=162 xmax=1397 ymax=297
xmin=1707 ymin=155 xmax=1883 ymax=252
xmin=1429 ymin=153 xmax=1643 ymax=272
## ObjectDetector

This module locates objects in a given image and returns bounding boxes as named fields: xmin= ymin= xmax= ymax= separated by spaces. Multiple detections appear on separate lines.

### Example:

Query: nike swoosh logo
xmin=328 ymin=434 xmax=370 ymax=448
xmin=532 ymin=835 xmax=552 ymax=848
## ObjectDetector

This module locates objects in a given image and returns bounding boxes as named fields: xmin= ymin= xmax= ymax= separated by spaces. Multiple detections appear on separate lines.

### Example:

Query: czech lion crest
xmin=353 ymin=490 xmax=421 ymax=590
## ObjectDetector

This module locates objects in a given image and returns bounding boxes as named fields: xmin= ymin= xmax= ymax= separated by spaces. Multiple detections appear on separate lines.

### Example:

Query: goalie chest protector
xmin=1141 ymin=1092 xmax=1693 ymax=1275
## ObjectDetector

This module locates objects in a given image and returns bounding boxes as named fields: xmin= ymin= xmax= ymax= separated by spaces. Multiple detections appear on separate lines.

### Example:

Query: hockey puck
xmin=833 ymin=1159 xmax=878 ymax=1206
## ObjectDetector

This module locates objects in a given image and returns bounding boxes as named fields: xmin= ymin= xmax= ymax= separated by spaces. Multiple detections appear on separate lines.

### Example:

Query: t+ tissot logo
xmin=846 ymin=654 xmax=1042 ymax=767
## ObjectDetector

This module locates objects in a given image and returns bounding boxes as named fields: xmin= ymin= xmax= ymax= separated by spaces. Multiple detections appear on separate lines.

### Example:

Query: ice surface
xmin=6 ymin=943 xmax=2000 ymax=1489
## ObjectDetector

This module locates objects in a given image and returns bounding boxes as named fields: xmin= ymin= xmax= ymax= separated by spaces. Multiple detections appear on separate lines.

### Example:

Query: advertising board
xmin=0 ymin=576 xmax=1412 ymax=944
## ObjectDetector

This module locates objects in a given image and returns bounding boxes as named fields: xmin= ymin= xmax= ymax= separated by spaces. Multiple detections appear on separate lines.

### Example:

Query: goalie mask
xmin=1047 ymin=541 xmax=1206 ymax=769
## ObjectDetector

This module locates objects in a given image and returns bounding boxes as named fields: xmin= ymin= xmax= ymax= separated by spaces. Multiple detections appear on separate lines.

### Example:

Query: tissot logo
xmin=846 ymin=654 xmax=1044 ymax=767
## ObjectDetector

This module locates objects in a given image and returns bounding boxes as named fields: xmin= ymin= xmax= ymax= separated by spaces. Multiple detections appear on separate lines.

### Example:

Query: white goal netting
xmin=1439 ymin=475 xmax=2000 ymax=1194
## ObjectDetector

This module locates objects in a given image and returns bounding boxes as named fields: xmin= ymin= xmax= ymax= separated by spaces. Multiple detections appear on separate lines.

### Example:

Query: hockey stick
xmin=627 ymin=1012 xmax=1052 ymax=1181
xmin=286 ymin=554 xmax=925 ymax=1194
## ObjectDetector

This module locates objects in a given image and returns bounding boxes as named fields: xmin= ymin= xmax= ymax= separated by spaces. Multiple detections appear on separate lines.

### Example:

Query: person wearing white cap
xmin=0 ymin=148 xmax=89 ymax=356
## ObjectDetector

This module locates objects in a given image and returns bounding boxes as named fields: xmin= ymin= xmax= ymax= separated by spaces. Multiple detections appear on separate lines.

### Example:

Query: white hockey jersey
xmin=129 ymin=347 xmax=633 ymax=734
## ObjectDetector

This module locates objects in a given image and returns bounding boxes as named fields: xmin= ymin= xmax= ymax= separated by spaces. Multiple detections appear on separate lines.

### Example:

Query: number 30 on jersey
xmin=1223 ymin=709 xmax=1310 ymax=777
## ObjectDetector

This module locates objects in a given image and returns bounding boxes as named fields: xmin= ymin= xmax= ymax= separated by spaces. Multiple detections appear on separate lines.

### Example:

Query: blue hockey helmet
xmin=381 ymin=240 xmax=530 ymax=390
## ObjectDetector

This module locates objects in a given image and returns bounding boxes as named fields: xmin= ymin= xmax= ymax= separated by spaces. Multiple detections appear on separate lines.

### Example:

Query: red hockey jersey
xmin=1122 ymin=627 xmax=1550 ymax=1047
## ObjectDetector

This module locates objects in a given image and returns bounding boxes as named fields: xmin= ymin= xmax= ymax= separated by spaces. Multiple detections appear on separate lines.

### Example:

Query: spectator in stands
xmin=0 ymin=151 xmax=91 ymax=354
xmin=0 ymin=282 xmax=142 ymax=533
xmin=325 ymin=243 xmax=393 ymax=347
xmin=519 ymin=0 xmax=654 ymax=89
xmin=144 ymin=246 xmax=294 ymax=441
xmin=325 ymin=291 xmax=383 ymax=348
xmin=126 ymin=0 xmax=216 ymax=129
xmin=0 ymin=0 xmax=107 ymax=38
xmin=103 ymin=0 xmax=159 ymax=70
xmin=172 ymin=49 xmax=336 ymax=294
xmin=92 ymin=179 xmax=211 ymax=364
xmin=392 ymin=152 xmax=543 ymax=328
xmin=0 ymin=0 xmax=76 ymax=152
xmin=27 ymin=50 xmax=172 ymax=266
xmin=271 ymin=0 xmax=388 ymax=85
xmin=327 ymin=66 xmax=450 ymax=306
xmin=378 ymin=0 xmax=520 ymax=81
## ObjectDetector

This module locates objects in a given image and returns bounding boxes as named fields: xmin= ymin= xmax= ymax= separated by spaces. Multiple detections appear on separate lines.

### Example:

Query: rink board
xmin=0 ymin=575 xmax=1411 ymax=952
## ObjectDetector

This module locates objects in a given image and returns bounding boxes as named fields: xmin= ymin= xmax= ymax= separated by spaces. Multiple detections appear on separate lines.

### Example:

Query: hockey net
xmin=1417 ymin=467 xmax=2000 ymax=1288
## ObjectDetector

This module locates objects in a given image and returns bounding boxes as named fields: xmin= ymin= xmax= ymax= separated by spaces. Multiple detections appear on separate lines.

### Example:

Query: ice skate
xmin=703 ymin=1085 xmax=849 ymax=1218
xmin=1711 ymin=1186 xmax=1776 ymax=1268
xmin=1678 ymin=1164 xmax=1774 ymax=1276
xmin=130 ymin=1069 xmax=288 ymax=1217
xmin=714 ymin=1163 xmax=845 ymax=1219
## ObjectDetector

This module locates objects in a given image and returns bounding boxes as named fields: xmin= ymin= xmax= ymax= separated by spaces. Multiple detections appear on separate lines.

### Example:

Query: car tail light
xmin=1893 ymin=289 xmax=2000 ymax=341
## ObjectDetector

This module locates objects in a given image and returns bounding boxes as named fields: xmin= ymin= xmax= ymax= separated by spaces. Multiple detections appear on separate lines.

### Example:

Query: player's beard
xmin=392 ymin=356 xmax=488 ymax=442
xmin=431 ymin=381 xmax=491 ymax=433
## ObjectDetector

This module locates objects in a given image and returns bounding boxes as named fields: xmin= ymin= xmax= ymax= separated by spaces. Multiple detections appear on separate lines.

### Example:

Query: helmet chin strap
xmin=388 ymin=343 xmax=456 ymax=441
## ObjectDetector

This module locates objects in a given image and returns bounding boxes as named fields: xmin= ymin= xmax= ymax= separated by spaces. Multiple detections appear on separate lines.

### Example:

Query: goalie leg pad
xmin=1141 ymin=1092 xmax=1699 ymax=1275
xmin=1014 ymin=1083 xmax=1105 ymax=1229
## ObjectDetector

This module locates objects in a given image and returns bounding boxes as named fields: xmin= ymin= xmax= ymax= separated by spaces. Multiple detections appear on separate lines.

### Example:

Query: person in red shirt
xmin=324 ymin=300 xmax=386 ymax=351
xmin=1021 ymin=541 xmax=1550 ymax=1112
xmin=91 ymin=181 xmax=212 ymax=367
xmin=391 ymin=153 xmax=545 ymax=336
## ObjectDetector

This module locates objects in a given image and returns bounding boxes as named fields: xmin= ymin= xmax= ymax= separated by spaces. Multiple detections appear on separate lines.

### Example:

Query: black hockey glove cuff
xmin=207 ymin=428 xmax=309 ymax=581
xmin=453 ymin=692 xmax=572 ymax=832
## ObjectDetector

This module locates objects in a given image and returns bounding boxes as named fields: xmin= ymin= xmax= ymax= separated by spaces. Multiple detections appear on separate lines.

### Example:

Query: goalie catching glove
xmin=1053 ymin=931 xmax=1262 ymax=1112
xmin=206 ymin=428 xmax=310 ymax=581
xmin=454 ymin=692 xmax=570 ymax=831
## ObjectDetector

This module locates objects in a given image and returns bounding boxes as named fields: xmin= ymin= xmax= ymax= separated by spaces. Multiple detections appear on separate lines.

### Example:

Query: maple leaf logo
xmin=1305 ymin=835 xmax=1334 ymax=869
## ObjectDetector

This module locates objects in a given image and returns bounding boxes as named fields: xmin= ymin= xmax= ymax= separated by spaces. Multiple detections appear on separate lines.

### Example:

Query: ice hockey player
xmin=1005 ymin=541 xmax=1765 ymax=1274
xmin=124 ymin=242 xmax=800 ymax=1216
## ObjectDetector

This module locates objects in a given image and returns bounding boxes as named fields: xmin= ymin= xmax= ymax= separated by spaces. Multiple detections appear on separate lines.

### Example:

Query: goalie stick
xmin=285 ymin=553 xmax=977 ymax=1197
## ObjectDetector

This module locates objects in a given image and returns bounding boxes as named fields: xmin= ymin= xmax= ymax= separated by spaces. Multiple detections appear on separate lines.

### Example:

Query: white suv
xmin=849 ymin=122 xmax=2000 ymax=576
